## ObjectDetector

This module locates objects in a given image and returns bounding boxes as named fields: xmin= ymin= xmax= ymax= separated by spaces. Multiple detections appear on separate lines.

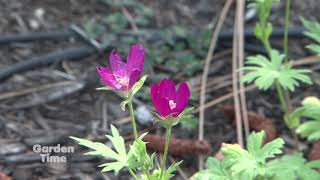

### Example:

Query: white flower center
xmin=116 ymin=76 xmax=129 ymax=87
xmin=169 ymin=100 xmax=176 ymax=110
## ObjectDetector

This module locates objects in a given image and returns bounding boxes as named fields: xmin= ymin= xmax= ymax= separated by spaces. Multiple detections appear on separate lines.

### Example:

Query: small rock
xmin=135 ymin=105 xmax=154 ymax=125
xmin=0 ymin=143 xmax=27 ymax=156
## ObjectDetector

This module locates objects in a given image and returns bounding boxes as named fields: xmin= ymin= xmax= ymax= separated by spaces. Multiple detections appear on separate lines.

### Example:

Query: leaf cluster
xmin=71 ymin=125 xmax=181 ymax=179
xmin=71 ymin=125 xmax=154 ymax=175
xmin=241 ymin=50 xmax=312 ymax=91
xmin=192 ymin=131 xmax=320 ymax=180
xmin=249 ymin=0 xmax=279 ymax=44
xmin=288 ymin=97 xmax=320 ymax=141
xmin=301 ymin=17 xmax=320 ymax=55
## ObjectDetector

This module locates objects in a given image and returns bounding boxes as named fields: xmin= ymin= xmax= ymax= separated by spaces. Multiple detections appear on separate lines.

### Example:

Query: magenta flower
xmin=96 ymin=44 xmax=144 ymax=91
xmin=151 ymin=78 xmax=190 ymax=118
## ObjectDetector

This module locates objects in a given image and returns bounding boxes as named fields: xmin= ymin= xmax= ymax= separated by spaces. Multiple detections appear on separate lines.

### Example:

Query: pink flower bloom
xmin=151 ymin=78 xmax=190 ymax=118
xmin=96 ymin=44 xmax=144 ymax=91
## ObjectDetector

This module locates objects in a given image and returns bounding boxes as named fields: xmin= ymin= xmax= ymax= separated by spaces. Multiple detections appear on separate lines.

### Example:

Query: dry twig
xmin=198 ymin=0 xmax=233 ymax=169
xmin=232 ymin=4 xmax=244 ymax=147
xmin=237 ymin=0 xmax=250 ymax=139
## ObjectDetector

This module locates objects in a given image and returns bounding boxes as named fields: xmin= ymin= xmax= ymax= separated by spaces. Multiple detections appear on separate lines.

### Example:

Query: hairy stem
xmin=128 ymin=168 xmax=139 ymax=180
xmin=275 ymin=81 xmax=288 ymax=114
xmin=283 ymin=0 xmax=293 ymax=113
xmin=284 ymin=0 xmax=291 ymax=63
xmin=160 ymin=126 xmax=172 ymax=179
xmin=263 ymin=39 xmax=272 ymax=56
xmin=128 ymin=100 xmax=138 ymax=139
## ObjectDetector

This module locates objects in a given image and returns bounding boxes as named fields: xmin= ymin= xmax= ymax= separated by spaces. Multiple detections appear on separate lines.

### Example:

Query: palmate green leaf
xmin=306 ymin=160 xmax=320 ymax=169
xmin=301 ymin=96 xmax=320 ymax=118
xmin=221 ymin=131 xmax=284 ymax=179
xmin=222 ymin=143 xmax=257 ymax=180
xmin=295 ymin=97 xmax=320 ymax=141
xmin=191 ymin=157 xmax=231 ymax=180
xmin=246 ymin=131 xmax=284 ymax=163
xmin=301 ymin=17 xmax=320 ymax=55
xmin=268 ymin=153 xmax=320 ymax=180
xmin=127 ymin=133 xmax=154 ymax=171
xmin=70 ymin=125 xmax=129 ymax=175
xmin=164 ymin=161 xmax=183 ymax=179
xmin=146 ymin=161 xmax=183 ymax=180
xmin=296 ymin=121 xmax=320 ymax=141
xmin=241 ymin=50 xmax=312 ymax=91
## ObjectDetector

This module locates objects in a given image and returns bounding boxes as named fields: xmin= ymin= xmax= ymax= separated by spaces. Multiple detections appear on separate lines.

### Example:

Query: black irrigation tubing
xmin=0 ymin=30 xmax=78 ymax=45
xmin=0 ymin=27 xmax=305 ymax=45
xmin=0 ymin=27 xmax=306 ymax=82
xmin=0 ymin=46 xmax=97 ymax=81
xmin=218 ymin=26 xmax=305 ymax=40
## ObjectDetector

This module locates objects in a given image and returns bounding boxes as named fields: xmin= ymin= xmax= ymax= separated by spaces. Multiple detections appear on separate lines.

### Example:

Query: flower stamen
xmin=169 ymin=100 xmax=176 ymax=110
xmin=116 ymin=76 xmax=129 ymax=87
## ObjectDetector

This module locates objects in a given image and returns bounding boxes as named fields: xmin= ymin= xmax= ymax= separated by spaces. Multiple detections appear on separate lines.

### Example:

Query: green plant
xmin=71 ymin=126 xmax=150 ymax=177
xmin=192 ymin=131 xmax=320 ymax=180
xmin=301 ymin=17 xmax=320 ymax=55
xmin=241 ymin=50 xmax=312 ymax=92
xmin=287 ymin=97 xmax=320 ymax=141
xmin=71 ymin=44 xmax=194 ymax=180
xmin=242 ymin=0 xmax=312 ymax=129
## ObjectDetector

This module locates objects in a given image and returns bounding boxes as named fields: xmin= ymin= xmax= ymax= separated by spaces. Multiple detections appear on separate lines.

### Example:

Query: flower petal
xmin=155 ymin=98 xmax=171 ymax=117
xmin=96 ymin=66 xmax=122 ymax=90
xmin=151 ymin=83 xmax=171 ymax=117
xmin=174 ymin=82 xmax=190 ymax=115
xmin=128 ymin=69 xmax=141 ymax=89
xmin=109 ymin=50 xmax=127 ymax=77
xmin=150 ymin=83 xmax=159 ymax=104
xmin=127 ymin=44 xmax=144 ymax=74
xmin=159 ymin=79 xmax=176 ymax=101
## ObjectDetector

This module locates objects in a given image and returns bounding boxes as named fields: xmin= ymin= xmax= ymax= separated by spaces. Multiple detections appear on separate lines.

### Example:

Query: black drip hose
xmin=218 ymin=27 xmax=305 ymax=40
xmin=0 ymin=27 xmax=305 ymax=45
xmin=0 ymin=27 xmax=307 ymax=82
xmin=0 ymin=46 xmax=97 ymax=81
xmin=0 ymin=31 xmax=77 ymax=45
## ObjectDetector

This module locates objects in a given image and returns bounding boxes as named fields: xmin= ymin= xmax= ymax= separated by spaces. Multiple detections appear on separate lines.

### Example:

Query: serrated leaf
xmin=247 ymin=131 xmax=265 ymax=156
xmin=246 ymin=131 xmax=284 ymax=163
xmin=241 ymin=50 xmax=312 ymax=91
xmin=70 ymin=136 xmax=118 ymax=158
xmin=106 ymin=125 xmax=127 ymax=159
xmin=127 ymin=136 xmax=154 ymax=171
xmin=99 ymin=162 xmax=126 ymax=174
xmin=306 ymin=160 xmax=320 ymax=169
xmin=260 ymin=138 xmax=284 ymax=160
xmin=191 ymin=131 xmax=289 ymax=180
xmin=301 ymin=17 xmax=320 ymax=55
xmin=131 ymin=75 xmax=148 ymax=97
xmin=163 ymin=160 xmax=183 ymax=179
xmin=268 ymin=153 xmax=320 ymax=180
xmin=70 ymin=125 xmax=129 ymax=175
xmin=191 ymin=157 xmax=232 ymax=180
xmin=221 ymin=143 xmax=257 ymax=178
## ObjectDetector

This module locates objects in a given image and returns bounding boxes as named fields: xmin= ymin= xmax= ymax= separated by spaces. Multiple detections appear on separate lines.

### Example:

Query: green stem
xmin=284 ymin=0 xmax=291 ymax=63
xmin=146 ymin=170 xmax=151 ymax=180
xmin=128 ymin=100 xmax=138 ymax=139
xmin=128 ymin=168 xmax=139 ymax=180
xmin=275 ymin=81 xmax=288 ymax=114
xmin=160 ymin=126 xmax=172 ymax=179
xmin=263 ymin=39 xmax=272 ymax=56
